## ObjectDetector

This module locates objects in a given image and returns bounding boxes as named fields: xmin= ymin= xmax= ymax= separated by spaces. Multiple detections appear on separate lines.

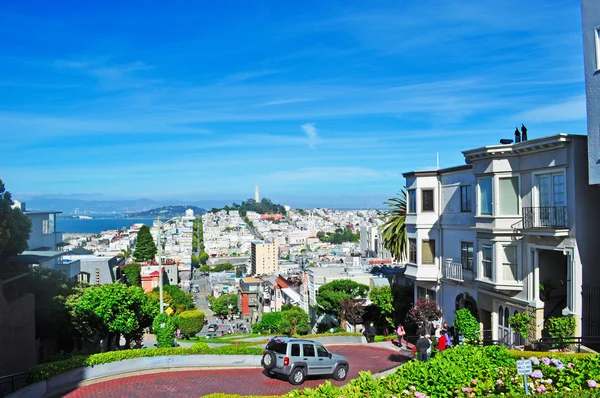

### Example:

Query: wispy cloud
xmin=301 ymin=123 xmax=319 ymax=148
xmin=513 ymin=96 xmax=586 ymax=123
xmin=264 ymin=166 xmax=398 ymax=184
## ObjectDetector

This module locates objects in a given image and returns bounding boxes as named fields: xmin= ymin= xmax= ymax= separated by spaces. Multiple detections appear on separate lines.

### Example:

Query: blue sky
xmin=0 ymin=0 xmax=587 ymax=208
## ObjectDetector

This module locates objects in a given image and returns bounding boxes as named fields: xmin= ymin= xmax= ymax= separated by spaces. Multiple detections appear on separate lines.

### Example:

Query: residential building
xmin=360 ymin=226 xmax=392 ymax=259
xmin=238 ymin=277 xmax=264 ymax=320
xmin=62 ymin=248 xmax=121 ymax=285
xmin=403 ymin=133 xmax=600 ymax=343
xmin=140 ymin=264 xmax=178 ymax=292
xmin=582 ymin=0 xmax=600 ymax=185
xmin=251 ymin=240 xmax=278 ymax=275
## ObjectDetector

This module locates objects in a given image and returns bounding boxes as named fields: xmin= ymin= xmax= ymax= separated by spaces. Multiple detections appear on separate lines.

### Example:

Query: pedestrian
xmin=367 ymin=322 xmax=376 ymax=343
xmin=425 ymin=334 xmax=432 ymax=361
xmin=445 ymin=329 xmax=453 ymax=349
xmin=416 ymin=322 xmax=426 ymax=336
xmin=396 ymin=324 xmax=405 ymax=349
xmin=438 ymin=329 xmax=447 ymax=352
xmin=416 ymin=334 xmax=430 ymax=362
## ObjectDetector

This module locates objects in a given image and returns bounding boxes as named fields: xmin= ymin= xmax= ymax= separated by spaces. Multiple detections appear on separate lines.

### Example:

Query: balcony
xmin=522 ymin=207 xmax=568 ymax=235
xmin=443 ymin=261 xmax=474 ymax=282
xmin=404 ymin=262 xmax=438 ymax=282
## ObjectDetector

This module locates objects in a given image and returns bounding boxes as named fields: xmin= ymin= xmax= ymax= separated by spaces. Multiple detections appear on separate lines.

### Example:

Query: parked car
xmin=261 ymin=337 xmax=349 ymax=385
xmin=207 ymin=323 xmax=218 ymax=332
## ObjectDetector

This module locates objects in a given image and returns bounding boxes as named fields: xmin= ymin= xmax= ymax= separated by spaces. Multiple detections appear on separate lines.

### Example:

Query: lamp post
xmin=157 ymin=217 xmax=164 ymax=313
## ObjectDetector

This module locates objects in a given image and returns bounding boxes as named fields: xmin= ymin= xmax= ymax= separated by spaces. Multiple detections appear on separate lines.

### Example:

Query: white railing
xmin=444 ymin=260 xmax=463 ymax=282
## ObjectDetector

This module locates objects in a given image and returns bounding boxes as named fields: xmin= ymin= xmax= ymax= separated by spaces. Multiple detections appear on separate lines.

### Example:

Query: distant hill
xmin=210 ymin=198 xmax=286 ymax=216
xmin=124 ymin=205 xmax=206 ymax=218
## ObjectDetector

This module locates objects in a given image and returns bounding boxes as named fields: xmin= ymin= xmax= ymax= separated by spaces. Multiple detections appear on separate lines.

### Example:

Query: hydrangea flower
xmin=541 ymin=357 xmax=551 ymax=365
xmin=497 ymin=379 xmax=503 ymax=386
xmin=531 ymin=370 xmax=544 ymax=379
xmin=461 ymin=387 xmax=473 ymax=393
xmin=471 ymin=379 xmax=478 ymax=384
xmin=555 ymin=363 xmax=565 ymax=371
xmin=545 ymin=379 xmax=553 ymax=385
xmin=537 ymin=385 xmax=546 ymax=393
xmin=410 ymin=386 xmax=416 ymax=391
xmin=530 ymin=356 xmax=540 ymax=365
xmin=403 ymin=390 xmax=410 ymax=395
xmin=414 ymin=392 xmax=427 ymax=398
xmin=567 ymin=363 xmax=575 ymax=368
xmin=588 ymin=380 xmax=598 ymax=388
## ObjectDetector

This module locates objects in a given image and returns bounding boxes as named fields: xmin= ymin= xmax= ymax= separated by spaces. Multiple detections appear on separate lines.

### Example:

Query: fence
xmin=0 ymin=372 xmax=27 ymax=397
xmin=583 ymin=284 xmax=600 ymax=351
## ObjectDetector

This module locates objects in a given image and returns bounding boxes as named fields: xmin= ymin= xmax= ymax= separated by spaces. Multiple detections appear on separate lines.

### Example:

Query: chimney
xmin=514 ymin=128 xmax=521 ymax=143
xmin=521 ymin=124 xmax=528 ymax=141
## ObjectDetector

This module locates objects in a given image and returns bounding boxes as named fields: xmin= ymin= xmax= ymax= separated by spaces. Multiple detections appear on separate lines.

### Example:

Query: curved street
xmin=63 ymin=344 xmax=408 ymax=397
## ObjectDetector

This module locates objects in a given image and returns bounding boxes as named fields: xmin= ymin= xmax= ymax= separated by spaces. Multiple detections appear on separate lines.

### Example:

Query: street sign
xmin=516 ymin=359 xmax=532 ymax=375
xmin=165 ymin=307 xmax=174 ymax=315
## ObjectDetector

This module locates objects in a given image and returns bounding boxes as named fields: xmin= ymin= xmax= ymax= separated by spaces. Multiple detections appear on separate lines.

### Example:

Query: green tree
xmin=177 ymin=310 xmax=205 ymax=338
xmin=369 ymin=286 xmax=394 ymax=328
xmin=30 ymin=267 xmax=77 ymax=350
xmin=191 ymin=254 xmax=200 ymax=267
xmin=254 ymin=311 xmax=282 ymax=333
xmin=67 ymin=283 xmax=158 ymax=351
xmin=210 ymin=293 xmax=238 ymax=315
xmin=122 ymin=262 xmax=142 ymax=287
xmin=199 ymin=250 xmax=209 ymax=264
xmin=278 ymin=306 xmax=310 ymax=335
xmin=133 ymin=225 xmax=157 ymax=262
xmin=151 ymin=285 xmax=194 ymax=315
xmin=0 ymin=180 xmax=31 ymax=273
xmin=316 ymin=280 xmax=369 ymax=318
xmin=199 ymin=265 xmax=210 ymax=273
xmin=153 ymin=312 xmax=175 ymax=348
xmin=381 ymin=190 xmax=407 ymax=262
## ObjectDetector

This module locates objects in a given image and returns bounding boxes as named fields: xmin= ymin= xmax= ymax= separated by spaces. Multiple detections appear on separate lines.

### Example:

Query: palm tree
xmin=381 ymin=190 xmax=407 ymax=262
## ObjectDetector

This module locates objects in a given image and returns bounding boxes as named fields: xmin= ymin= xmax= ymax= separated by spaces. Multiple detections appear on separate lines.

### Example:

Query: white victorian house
xmin=403 ymin=133 xmax=600 ymax=344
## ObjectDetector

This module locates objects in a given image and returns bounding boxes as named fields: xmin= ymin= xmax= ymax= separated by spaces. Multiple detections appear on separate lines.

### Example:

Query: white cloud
xmin=513 ymin=96 xmax=586 ymax=123
xmin=264 ymin=166 xmax=398 ymax=184
xmin=301 ymin=123 xmax=319 ymax=148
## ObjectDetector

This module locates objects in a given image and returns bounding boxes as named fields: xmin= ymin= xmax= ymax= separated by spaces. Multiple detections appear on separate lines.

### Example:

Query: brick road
xmin=63 ymin=345 xmax=408 ymax=397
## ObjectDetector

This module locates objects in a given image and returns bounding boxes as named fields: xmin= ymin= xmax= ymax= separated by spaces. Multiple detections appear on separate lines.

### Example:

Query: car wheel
xmin=262 ymin=352 xmax=277 ymax=370
xmin=333 ymin=364 xmax=348 ymax=381
xmin=289 ymin=367 xmax=305 ymax=385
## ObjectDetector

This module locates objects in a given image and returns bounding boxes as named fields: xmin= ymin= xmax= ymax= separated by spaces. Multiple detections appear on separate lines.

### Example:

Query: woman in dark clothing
xmin=416 ymin=335 xmax=431 ymax=362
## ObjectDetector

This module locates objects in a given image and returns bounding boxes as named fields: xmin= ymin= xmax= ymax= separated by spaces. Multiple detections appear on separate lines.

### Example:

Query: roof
xmin=10 ymin=250 xmax=64 ymax=264
xmin=241 ymin=277 xmax=263 ymax=283
xmin=281 ymin=287 xmax=302 ymax=304
xmin=402 ymin=164 xmax=472 ymax=178
xmin=68 ymin=247 xmax=94 ymax=255
xmin=24 ymin=210 xmax=63 ymax=215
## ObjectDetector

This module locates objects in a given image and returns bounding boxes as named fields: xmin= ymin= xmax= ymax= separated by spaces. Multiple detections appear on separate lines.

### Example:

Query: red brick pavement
xmin=63 ymin=345 xmax=408 ymax=397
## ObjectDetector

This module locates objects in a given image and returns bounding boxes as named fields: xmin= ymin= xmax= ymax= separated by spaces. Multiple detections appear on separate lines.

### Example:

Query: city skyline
xmin=0 ymin=0 xmax=587 ymax=208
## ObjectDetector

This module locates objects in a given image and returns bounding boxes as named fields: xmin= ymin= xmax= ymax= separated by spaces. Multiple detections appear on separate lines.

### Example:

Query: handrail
xmin=534 ymin=336 xmax=600 ymax=353
xmin=0 ymin=371 xmax=27 ymax=396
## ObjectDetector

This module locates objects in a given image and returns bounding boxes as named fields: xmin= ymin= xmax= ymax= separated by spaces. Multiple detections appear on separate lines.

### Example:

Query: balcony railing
xmin=444 ymin=260 xmax=474 ymax=282
xmin=522 ymin=206 xmax=568 ymax=229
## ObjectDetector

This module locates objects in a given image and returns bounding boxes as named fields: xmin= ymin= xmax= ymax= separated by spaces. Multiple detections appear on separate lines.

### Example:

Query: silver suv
xmin=261 ymin=336 xmax=350 ymax=385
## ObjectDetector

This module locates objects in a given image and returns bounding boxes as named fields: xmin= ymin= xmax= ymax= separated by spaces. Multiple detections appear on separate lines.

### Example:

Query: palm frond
xmin=380 ymin=189 xmax=408 ymax=262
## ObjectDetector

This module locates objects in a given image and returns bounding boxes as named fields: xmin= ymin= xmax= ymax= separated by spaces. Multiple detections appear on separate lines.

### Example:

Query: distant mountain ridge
xmin=124 ymin=205 xmax=206 ymax=218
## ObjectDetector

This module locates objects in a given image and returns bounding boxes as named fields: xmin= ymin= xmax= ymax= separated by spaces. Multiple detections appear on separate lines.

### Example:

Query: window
xmin=302 ymin=343 xmax=315 ymax=357
xmin=417 ymin=286 xmax=437 ymax=301
xmin=536 ymin=173 xmax=565 ymax=207
xmin=482 ymin=245 xmax=493 ymax=279
xmin=499 ymin=177 xmax=519 ymax=215
xmin=409 ymin=239 xmax=417 ymax=263
xmin=421 ymin=240 xmax=435 ymax=264
xmin=461 ymin=242 xmax=473 ymax=271
xmin=502 ymin=245 xmax=518 ymax=281
xmin=407 ymin=190 xmax=416 ymax=213
xmin=42 ymin=219 xmax=49 ymax=235
xmin=317 ymin=345 xmax=329 ymax=358
xmin=595 ymin=27 xmax=600 ymax=70
xmin=479 ymin=177 xmax=493 ymax=215
xmin=422 ymin=189 xmax=434 ymax=212
xmin=48 ymin=214 xmax=55 ymax=234
xmin=460 ymin=185 xmax=472 ymax=212
xmin=291 ymin=343 xmax=300 ymax=357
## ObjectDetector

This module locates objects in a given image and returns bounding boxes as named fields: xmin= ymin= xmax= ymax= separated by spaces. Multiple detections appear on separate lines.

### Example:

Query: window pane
xmin=482 ymin=245 xmax=492 ymax=279
xmin=422 ymin=190 xmax=434 ymax=212
xmin=303 ymin=344 xmax=315 ymax=357
xmin=461 ymin=185 xmax=472 ymax=212
xmin=409 ymin=239 xmax=417 ymax=263
xmin=408 ymin=190 xmax=416 ymax=213
xmin=536 ymin=175 xmax=551 ymax=207
xmin=552 ymin=174 xmax=565 ymax=206
xmin=503 ymin=246 xmax=518 ymax=281
xmin=499 ymin=177 xmax=519 ymax=215
xmin=422 ymin=240 xmax=435 ymax=264
xmin=479 ymin=177 xmax=492 ymax=215
xmin=461 ymin=242 xmax=473 ymax=270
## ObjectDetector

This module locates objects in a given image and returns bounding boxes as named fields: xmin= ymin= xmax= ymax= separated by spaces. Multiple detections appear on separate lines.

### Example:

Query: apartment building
xmin=403 ymin=133 xmax=600 ymax=343
xmin=251 ymin=240 xmax=278 ymax=275
xmin=238 ymin=276 xmax=264 ymax=319
xmin=360 ymin=225 xmax=392 ymax=260
xmin=582 ymin=0 xmax=600 ymax=185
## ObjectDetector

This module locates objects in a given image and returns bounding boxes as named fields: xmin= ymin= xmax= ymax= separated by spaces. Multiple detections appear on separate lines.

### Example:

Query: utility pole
xmin=157 ymin=217 xmax=164 ymax=314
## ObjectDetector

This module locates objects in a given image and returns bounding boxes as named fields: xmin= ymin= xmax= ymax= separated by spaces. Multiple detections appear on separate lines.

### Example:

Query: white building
xmin=359 ymin=226 xmax=392 ymax=260
xmin=403 ymin=134 xmax=600 ymax=343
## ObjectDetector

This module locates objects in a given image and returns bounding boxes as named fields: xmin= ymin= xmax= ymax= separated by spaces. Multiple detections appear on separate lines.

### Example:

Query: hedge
xmin=26 ymin=343 xmax=261 ymax=384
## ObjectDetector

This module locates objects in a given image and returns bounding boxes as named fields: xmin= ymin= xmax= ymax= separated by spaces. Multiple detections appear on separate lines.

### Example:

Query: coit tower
xmin=254 ymin=186 xmax=260 ymax=202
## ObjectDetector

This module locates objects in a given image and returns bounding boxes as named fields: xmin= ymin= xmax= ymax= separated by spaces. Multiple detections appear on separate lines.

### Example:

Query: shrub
xmin=408 ymin=297 xmax=442 ymax=329
xmin=122 ymin=263 xmax=141 ymax=287
xmin=253 ymin=311 xmax=282 ymax=333
xmin=547 ymin=316 xmax=577 ymax=350
xmin=178 ymin=310 xmax=205 ymax=337
xmin=153 ymin=312 xmax=175 ymax=348
xmin=508 ymin=311 xmax=532 ymax=340
xmin=454 ymin=308 xmax=479 ymax=341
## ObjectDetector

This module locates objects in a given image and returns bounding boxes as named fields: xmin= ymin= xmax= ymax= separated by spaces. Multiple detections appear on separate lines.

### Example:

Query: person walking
xmin=425 ymin=334 xmax=432 ymax=361
xmin=396 ymin=324 xmax=405 ymax=350
xmin=437 ymin=329 xmax=447 ymax=352
xmin=416 ymin=334 xmax=430 ymax=362
xmin=367 ymin=322 xmax=377 ymax=343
